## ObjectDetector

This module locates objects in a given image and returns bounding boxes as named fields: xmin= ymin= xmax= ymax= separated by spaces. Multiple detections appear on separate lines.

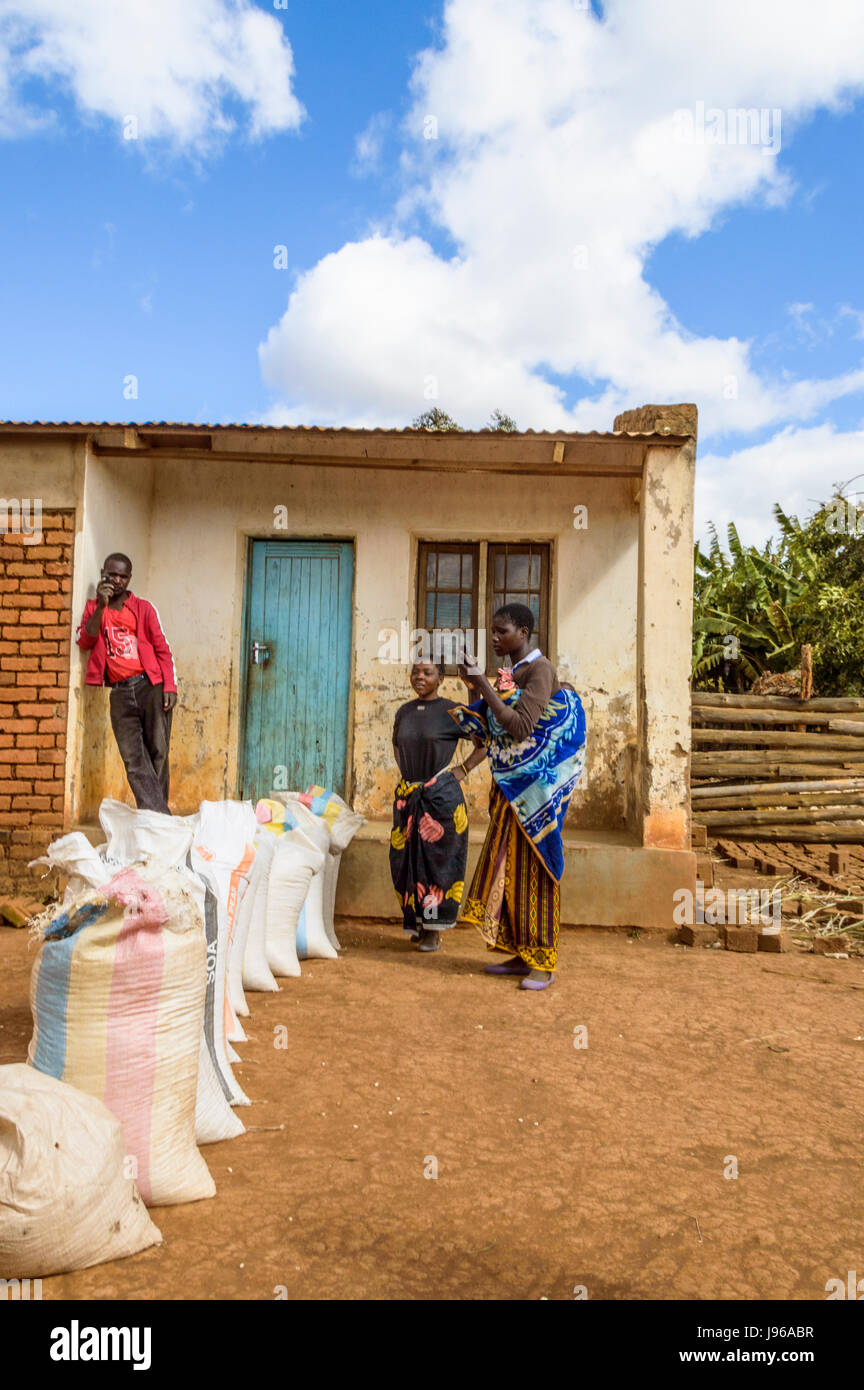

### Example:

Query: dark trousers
xmin=109 ymin=677 xmax=173 ymax=814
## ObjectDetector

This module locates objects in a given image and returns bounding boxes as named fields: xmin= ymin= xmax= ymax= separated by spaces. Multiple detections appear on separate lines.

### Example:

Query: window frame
xmin=415 ymin=538 xmax=552 ymax=677
xmin=484 ymin=542 xmax=551 ymax=676
xmin=416 ymin=541 xmax=481 ymax=674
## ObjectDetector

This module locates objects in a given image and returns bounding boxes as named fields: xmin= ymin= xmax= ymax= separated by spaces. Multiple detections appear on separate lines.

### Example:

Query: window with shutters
xmin=416 ymin=540 xmax=550 ymax=674
xmin=416 ymin=543 xmax=480 ymax=670
xmin=485 ymin=543 xmax=549 ymax=673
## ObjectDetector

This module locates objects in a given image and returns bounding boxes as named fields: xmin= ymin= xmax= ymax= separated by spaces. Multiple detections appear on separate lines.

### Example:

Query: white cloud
xmin=259 ymin=0 xmax=864 ymax=444
xmin=839 ymin=304 xmax=864 ymax=339
xmin=0 ymin=0 xmax=304 ymax=150
xmin=260 ymin=233 xmax=572 ymax=427
xmin=352 ymin=111 xmax=392 ymax=177
xmin=697 ymin=423 xmax=864 ymax=547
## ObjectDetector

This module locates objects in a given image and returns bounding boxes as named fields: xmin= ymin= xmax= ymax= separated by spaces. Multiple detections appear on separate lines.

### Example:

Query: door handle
xmin=251 ymin=640 xmax=271 ymax=665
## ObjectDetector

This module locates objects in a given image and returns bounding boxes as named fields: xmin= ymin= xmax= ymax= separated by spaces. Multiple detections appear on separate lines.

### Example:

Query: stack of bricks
xmin=0 ymin=510 xmax=73 ymax=896
xmin=680 ymin=824 xmax=784 ymax=951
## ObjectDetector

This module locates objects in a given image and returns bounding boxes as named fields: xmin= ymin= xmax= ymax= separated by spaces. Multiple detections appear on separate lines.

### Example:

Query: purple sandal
xmin=485 ymin=959 xmax=530 ymax=976
xmin=519 ymin=973 xmax=554 ymax=991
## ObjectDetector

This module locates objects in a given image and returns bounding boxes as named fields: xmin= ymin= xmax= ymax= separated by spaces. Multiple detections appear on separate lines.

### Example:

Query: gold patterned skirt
xmin=459 ymin=782 xmax=560 ymax=972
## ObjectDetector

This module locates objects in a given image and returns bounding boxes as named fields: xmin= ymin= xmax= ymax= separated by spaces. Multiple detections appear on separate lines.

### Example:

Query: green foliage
xmin=411 ymin=407 xmax=519 ymax=431
xmin=693 ymin=493 xmax=864 ymax=695
xmin=787 ymin=497 xmax=864 ymax=696
xmin=411 ymin=408 xmax=464 ymax=431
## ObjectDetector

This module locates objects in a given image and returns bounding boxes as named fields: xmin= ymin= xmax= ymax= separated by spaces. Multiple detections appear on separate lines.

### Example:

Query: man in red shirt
xmin=76 ymin=553 xmax=178 ymax=814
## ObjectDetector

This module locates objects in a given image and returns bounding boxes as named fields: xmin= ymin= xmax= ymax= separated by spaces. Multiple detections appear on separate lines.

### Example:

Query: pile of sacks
xmin=0 ymin=786 xmax=364 ymax=1278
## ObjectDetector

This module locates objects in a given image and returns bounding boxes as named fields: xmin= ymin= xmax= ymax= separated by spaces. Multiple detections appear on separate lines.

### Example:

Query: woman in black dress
xmin=390 ymin=659 xmax=486 ymax=951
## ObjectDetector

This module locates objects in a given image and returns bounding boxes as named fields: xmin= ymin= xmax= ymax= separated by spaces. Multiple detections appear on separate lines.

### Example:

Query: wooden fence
xmin=691 ymin=691 xmax=864 ymax=842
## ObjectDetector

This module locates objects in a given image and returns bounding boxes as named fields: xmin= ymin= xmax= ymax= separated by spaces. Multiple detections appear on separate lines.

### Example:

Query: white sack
xmin=190 ymin=801 xmax=257 ymax=1045
xmin=28 ymin=831 xmax=112 ymax=903
xmin=295 ymin=789 xmax=366 ymax=947
xmin=295 ymin=879 xmax=335 ymax=962
xmin=265 ymin=829 xmax=325 ymax=978
xmin=312 ymin=789 xmax=366 ymax=852
xmin=183 ymin=866 xmax=247 ymax=1140
xmin=242 ymin=832 xmax=279 ymax=994
xmin=0 ymin=1064 xmax=162 ymax=1278
xmin=99 ymin=797 xmax=194 ymax=874
xmin=274 ymin=797 xmax=337 ymax=959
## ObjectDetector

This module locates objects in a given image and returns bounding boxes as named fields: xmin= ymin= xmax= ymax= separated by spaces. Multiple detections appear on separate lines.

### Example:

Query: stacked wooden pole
xmin=691 ymin=692 xmax=864 ymax=842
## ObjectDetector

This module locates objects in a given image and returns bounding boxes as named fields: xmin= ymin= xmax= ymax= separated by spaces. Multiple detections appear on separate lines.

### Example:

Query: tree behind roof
xmin=410 ymin=407 xmax=519 ymax=431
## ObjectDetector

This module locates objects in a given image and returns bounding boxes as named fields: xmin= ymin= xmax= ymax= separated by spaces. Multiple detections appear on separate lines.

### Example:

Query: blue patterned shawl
xmin=448 ymin=686 xmax=587 ymax=881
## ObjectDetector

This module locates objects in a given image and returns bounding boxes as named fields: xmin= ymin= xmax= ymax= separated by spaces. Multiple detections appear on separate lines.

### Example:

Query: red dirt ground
xmin=2 ymin=919 xmax=863 ymax=1301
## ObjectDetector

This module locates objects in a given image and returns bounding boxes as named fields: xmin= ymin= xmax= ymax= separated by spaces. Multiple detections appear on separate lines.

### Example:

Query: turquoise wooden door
xmin=241 ymin=540 xmax=354 ymax=799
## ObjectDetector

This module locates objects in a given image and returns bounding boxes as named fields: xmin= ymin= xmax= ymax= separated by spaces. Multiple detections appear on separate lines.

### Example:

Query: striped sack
xmin=28 ymin=866 xmax=215 ymax=1207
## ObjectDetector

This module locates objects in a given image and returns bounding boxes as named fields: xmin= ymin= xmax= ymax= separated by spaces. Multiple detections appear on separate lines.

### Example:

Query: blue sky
xmin=649 ymin=104 xmax=864 ymax=431
xmin=1 ymin=0 xmax=436 ymax=425
xmin=1 ymin=0 xmax=863 ymax=543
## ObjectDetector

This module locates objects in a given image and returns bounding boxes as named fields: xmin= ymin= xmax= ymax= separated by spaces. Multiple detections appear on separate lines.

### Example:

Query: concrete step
xmin=67 ymin=818 xmax=694 ymax=933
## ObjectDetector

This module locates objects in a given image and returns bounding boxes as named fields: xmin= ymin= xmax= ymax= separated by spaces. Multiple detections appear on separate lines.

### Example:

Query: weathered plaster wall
xmin=0 ymin=437 xmax=79 ymax=507
xmin=140 ymin=455 xmax=641 ymax=826
xmin=70 ymin=451 xmax=155 ymax=822
xmin=5 ymin=433 xmax=696 ymax=842
xmin=635 ymin=440 xmax=696 ymax=850
xmin=4 ymin=425 xmax=696 ymax=927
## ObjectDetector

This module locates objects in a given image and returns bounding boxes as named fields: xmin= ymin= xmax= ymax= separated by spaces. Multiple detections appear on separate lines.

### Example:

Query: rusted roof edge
xmin=0 ymin=419 xmax=692 ymax=444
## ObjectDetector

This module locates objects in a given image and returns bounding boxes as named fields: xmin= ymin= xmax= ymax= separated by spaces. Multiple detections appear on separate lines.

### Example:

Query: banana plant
xmin=693 ymin=516 xmax=816 ymax=688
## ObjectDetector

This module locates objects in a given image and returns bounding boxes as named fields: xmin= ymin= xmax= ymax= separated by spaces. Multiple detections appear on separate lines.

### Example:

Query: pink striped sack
xmin=92 ymin=798 xmax=248 ymax=1136
xmin=27 ymin=865 xmax=215 ymax=1207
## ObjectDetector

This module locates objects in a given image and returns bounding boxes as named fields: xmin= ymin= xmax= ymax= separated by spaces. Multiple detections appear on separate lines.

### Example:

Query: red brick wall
xmin=0 ymin=511 xmax=74 ymax=896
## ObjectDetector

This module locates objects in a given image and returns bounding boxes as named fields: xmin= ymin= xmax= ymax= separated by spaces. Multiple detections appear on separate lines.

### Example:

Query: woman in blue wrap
xmin=451 ymin=603 xmax=587 ymax=992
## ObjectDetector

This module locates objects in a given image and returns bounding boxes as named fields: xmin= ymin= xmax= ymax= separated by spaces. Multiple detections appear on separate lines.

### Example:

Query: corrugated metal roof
xmin=0 ymin=419 xmax=689 ymax=440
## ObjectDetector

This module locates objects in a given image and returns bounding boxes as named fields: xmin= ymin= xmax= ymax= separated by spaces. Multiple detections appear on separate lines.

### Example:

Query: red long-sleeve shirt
xmin=76 ymin=592 xmax=177 ymax=693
